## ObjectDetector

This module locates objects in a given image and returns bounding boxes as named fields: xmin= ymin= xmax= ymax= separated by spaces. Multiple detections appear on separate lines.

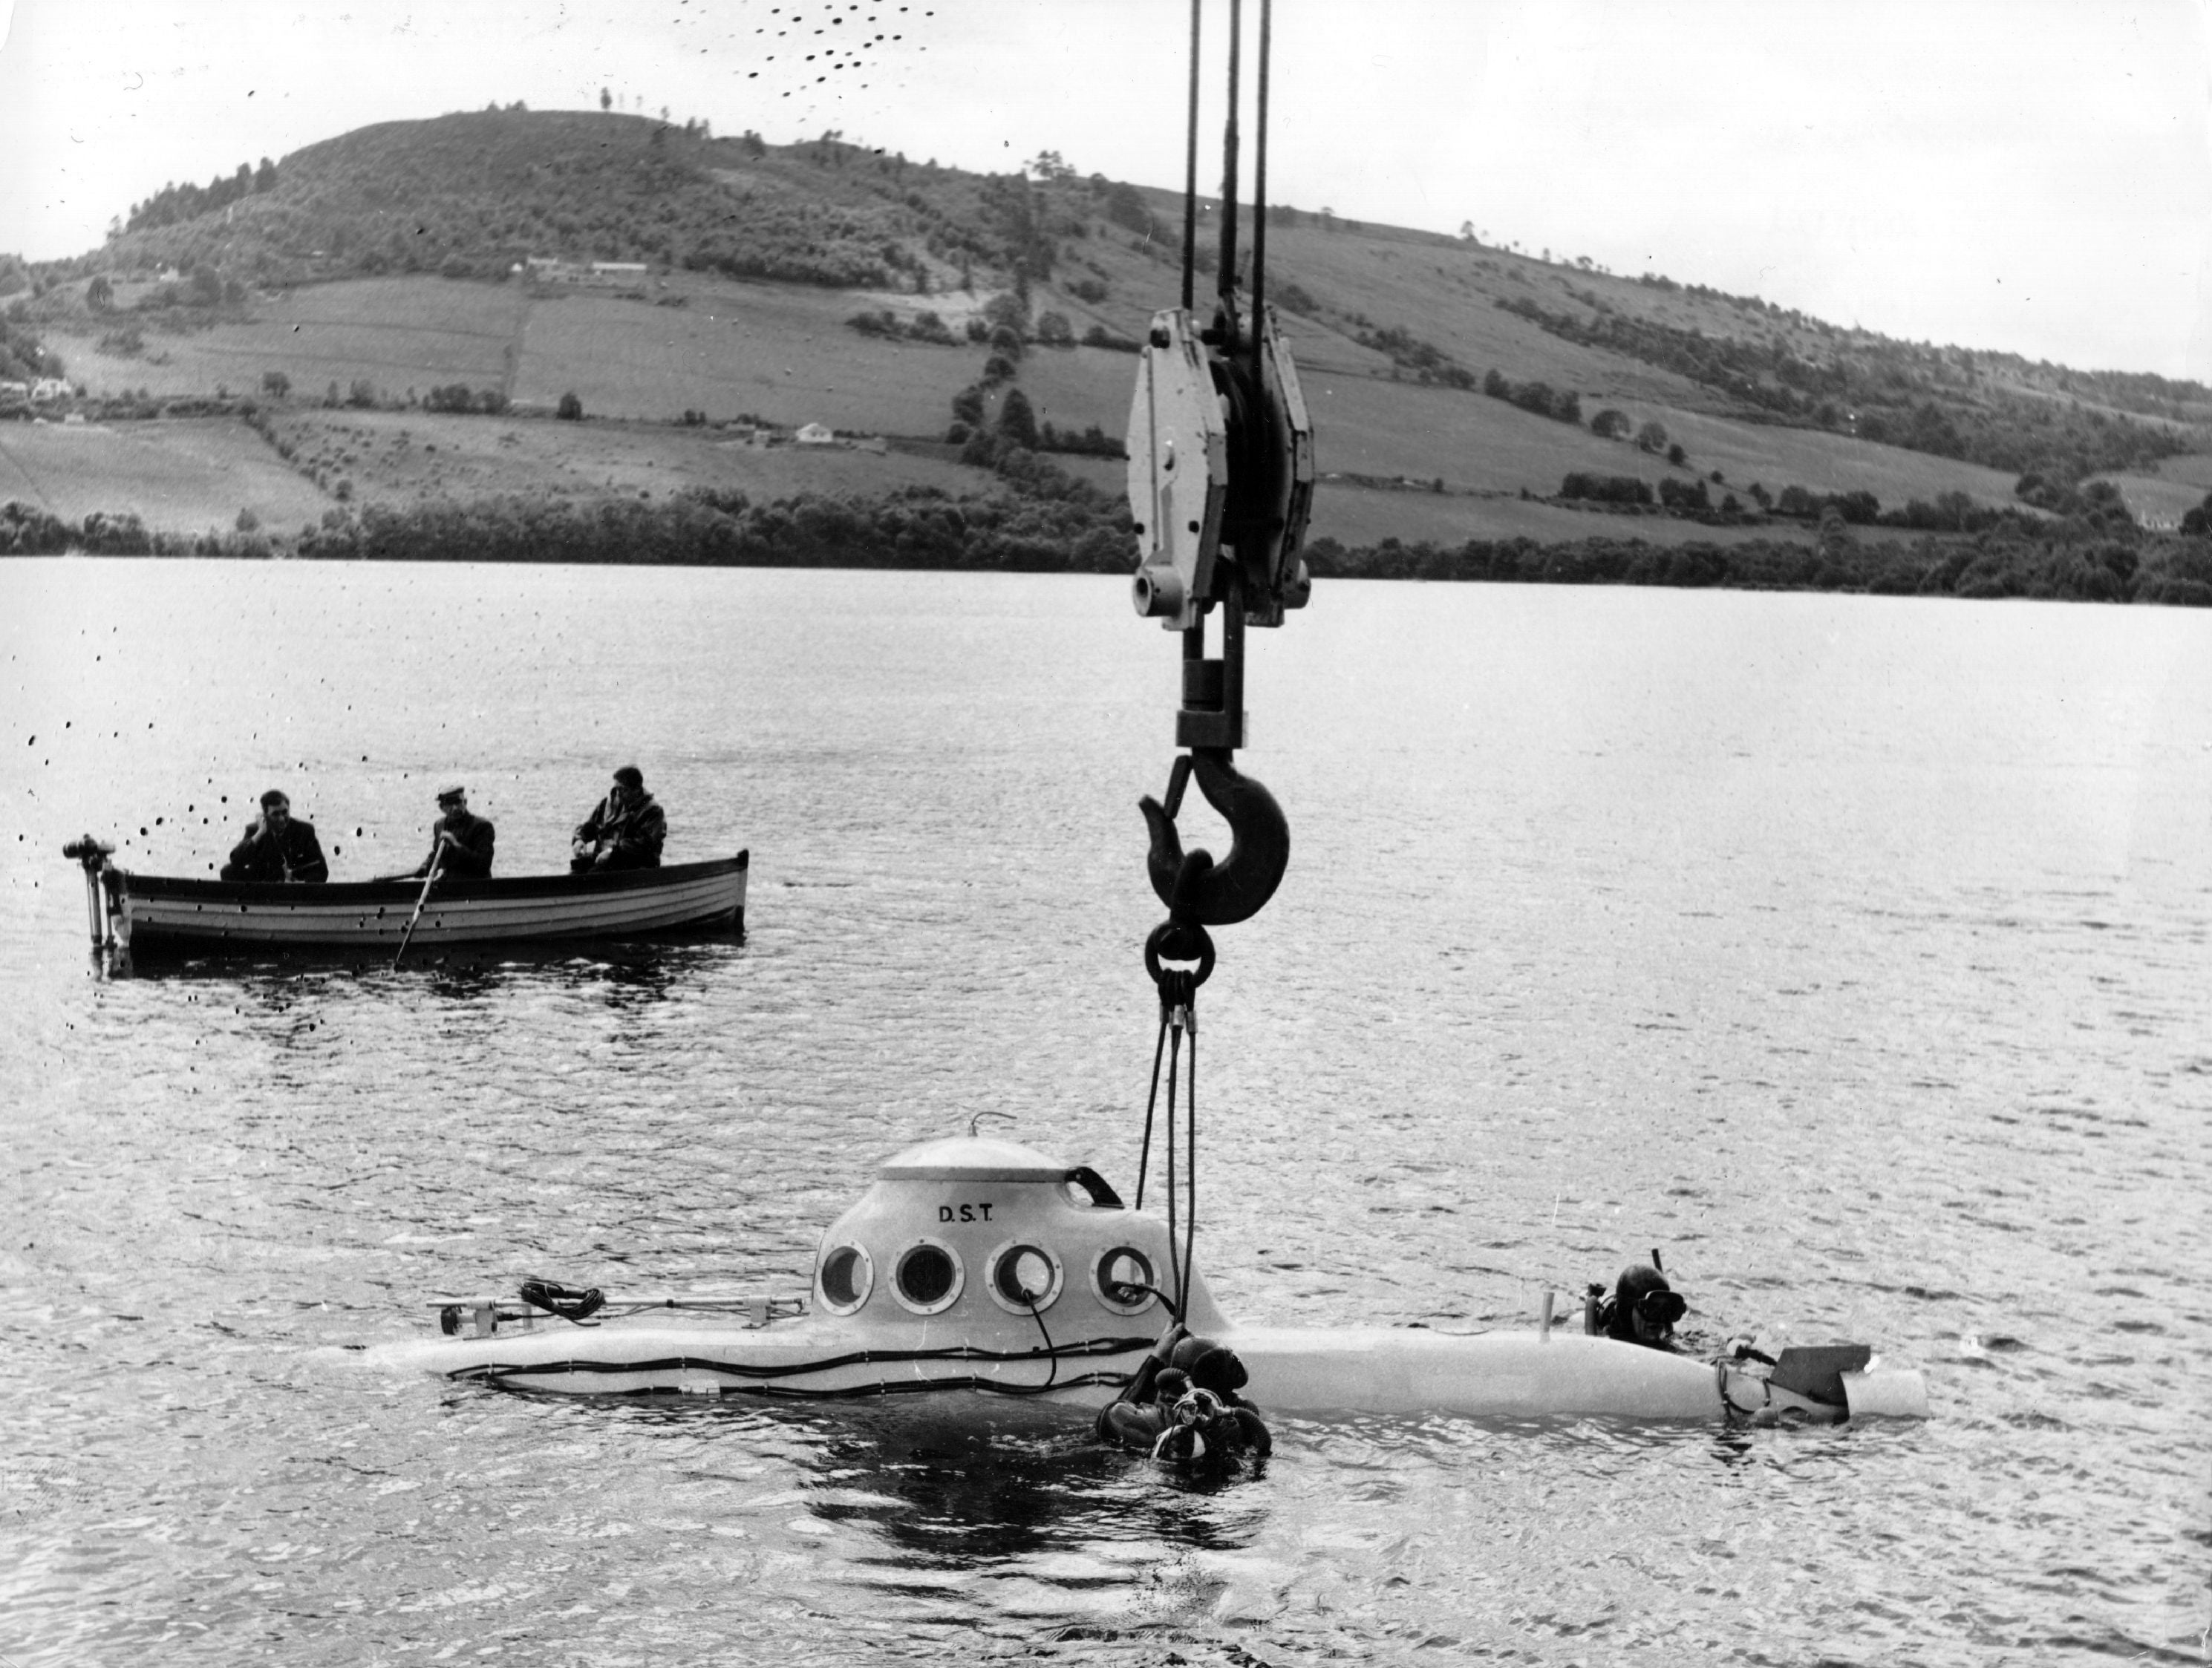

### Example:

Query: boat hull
xmin=106 ymin=851 xmax=747 ymax=955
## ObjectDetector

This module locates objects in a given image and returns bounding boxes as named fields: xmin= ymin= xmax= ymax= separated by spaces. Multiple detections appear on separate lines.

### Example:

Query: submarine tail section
xmin=1223 ymin=1326 xmax=1931 ymax=1423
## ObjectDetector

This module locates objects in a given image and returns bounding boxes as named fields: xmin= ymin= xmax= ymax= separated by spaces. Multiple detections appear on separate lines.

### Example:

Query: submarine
xmin=371 ymin=1131 xmax=1931 ymax=1425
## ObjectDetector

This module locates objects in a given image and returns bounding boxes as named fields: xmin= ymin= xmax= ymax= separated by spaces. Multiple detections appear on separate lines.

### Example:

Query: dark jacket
xmin=411 ymin=811 xmax=495 ymax=879
xmin=224 ymin=818 xmax=329 ymax=883
xmin=573 ymin=791 xmax=666 ymax=868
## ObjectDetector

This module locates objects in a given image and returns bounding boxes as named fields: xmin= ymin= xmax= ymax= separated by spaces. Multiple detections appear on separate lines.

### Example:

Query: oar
xmin=392 ymin=840 xmax=446 ymax=969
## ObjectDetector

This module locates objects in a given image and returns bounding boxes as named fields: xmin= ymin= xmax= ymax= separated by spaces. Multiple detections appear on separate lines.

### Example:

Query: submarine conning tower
xmin=811 ymin=1134 xmax=1227 ymax=1337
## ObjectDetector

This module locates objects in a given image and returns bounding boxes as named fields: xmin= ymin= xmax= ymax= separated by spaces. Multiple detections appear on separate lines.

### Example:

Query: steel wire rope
xmin=1181 ymin=1021 xmax=1198 ymax=1320
xmin=1135 ymin=1006 xmax=1171 ymax=1209
xmin=1163 ymin=1019 xmax=1182 ymax=1324
xmin=1181 ymin=0 xmax=1201 ymax=312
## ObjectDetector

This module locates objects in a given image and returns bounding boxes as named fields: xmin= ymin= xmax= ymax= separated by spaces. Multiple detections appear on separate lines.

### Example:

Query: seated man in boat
xmin=221 ymin=790 xmax=330 ymax=883
xmin=1585 ymin=1263 xmax=1686 ymax=1351
xmin=570 ymin=765 xmax=666 ymax=873
xmin=405 ymin=784 xmax=496 ymax=880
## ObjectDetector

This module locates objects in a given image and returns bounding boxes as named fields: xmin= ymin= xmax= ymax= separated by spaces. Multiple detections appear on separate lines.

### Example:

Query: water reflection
xmin=638 ymin=1396 xmax=1268 ymax=1568
xmin=593 ymin=948 xmax=683 ymax=1013
xmin=105 ymin=939 xmax=737 ymax=1006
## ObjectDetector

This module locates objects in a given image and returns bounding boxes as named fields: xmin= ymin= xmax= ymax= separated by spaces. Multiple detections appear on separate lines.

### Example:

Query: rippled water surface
xmin=4 ymin=558 xmax=2209 ymax=1665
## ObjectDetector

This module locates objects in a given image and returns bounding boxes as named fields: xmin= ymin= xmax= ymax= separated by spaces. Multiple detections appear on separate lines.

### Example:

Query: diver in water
xmin=1585 ymin=1262 xmax=1686 ymax=1351
xmin=1097 ymin=1328 xmax=1272 ymax=1466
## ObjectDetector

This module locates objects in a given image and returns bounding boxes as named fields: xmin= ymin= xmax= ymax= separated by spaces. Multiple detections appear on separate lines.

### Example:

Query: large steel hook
xmin=1139 ymin=749 xmax=1290 ymax=926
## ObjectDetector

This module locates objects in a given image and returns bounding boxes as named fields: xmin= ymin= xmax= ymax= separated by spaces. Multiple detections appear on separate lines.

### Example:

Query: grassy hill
xmin=6 ymin=106 xmax=2212 ymax=586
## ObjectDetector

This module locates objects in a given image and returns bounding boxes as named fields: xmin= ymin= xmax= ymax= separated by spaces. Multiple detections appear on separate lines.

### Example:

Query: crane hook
xmin=1138 ymin=749 xmax=1290 ymax=927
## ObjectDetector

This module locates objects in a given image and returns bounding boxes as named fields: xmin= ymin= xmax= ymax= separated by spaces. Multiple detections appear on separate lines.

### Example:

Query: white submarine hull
xmin=368 ymin=1135 xmax=1929 ymax=1424
xmin=371 ymin=1309 xmax=1928 ymax=1416
xmin=371 ymin=1314 xmax=1927 ymax=1423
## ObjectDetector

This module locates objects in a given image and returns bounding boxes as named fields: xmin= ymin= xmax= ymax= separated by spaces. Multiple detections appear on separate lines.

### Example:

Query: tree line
xmin=1495 ymin=291 xmax=2194 ymax=483
xmin=1302 ymin=526 xmax=2209 ymax=606
xmin=123 ymin=158 xmax=280 ymax=235
xmin=0 ymin=485 xmax=1133 ymax=572
xmin=10 ymin=481 xmax=2211 ymax=610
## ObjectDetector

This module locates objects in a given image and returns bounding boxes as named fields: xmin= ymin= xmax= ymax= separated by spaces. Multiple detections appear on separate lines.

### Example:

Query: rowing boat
xmin=63 ymin=841 xmax=747 ymax=958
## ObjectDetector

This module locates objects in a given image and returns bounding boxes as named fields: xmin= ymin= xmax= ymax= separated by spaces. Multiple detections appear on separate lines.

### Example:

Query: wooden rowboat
xmin=62 ymin=840 xmax=746 ymax=959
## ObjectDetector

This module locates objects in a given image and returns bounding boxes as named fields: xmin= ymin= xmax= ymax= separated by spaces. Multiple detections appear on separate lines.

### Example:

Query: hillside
xmin=5 ymin=107 xmax=2212 ymax=595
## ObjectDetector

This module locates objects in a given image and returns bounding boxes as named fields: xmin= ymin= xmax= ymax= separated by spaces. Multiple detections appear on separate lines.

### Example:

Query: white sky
xmin=3 ymin=0 xmax=2208 ymax=379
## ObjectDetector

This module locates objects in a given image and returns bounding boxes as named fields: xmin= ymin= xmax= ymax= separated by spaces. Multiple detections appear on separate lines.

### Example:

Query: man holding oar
xmin=405 ymin=784 xmax=496 ymax=880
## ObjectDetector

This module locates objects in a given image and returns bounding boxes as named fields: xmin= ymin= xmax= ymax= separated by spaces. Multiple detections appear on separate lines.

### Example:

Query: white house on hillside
xmin=795 ymin=422 xmax=836 ymax=445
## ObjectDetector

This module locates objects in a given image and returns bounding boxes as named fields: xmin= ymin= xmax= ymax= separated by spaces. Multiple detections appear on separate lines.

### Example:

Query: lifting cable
xmin=1135 ymin=972 xmax=1202 ymax=1320
xmin=1132 ymin=0 xmax=1279 ymax=1331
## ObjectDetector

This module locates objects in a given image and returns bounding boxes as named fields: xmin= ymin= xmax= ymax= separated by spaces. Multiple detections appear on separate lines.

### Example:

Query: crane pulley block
xmin=1246 ymin=307 xmax=1315 ymax=627
xmin=1126 ymin=305 xmax=1314 ymax=632
xmin=1126 ymin=308 xmax=1230 ymax=633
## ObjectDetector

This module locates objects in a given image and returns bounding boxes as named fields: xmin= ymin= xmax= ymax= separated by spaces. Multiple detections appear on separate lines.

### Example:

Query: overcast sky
xmin=4 ymin=0 xmax=2208 ymax=379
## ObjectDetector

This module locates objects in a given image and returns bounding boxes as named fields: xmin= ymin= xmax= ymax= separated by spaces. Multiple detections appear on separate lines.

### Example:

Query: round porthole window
xmin=817 ymin=1243 xmax=872 ymax=1315
xmin=1092 ymin=1246 xmax=1158 ymax=1315
xmin=892 ymin=1238 xmax=964 ymax=1315
xmin=985 ymin=1241 xmax=1063 ymax=1314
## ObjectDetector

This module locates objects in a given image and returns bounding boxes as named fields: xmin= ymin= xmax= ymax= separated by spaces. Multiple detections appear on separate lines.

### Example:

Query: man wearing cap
xmin=221 ymin=790 xmax=330 ymax=883
xmin=570 ymin=765 xmax=667 ymax=873
xmin=1585 ymin=1263 xmax=1686 ymax=1351
xmin=405 ymin=784 xmax=497 ymax=880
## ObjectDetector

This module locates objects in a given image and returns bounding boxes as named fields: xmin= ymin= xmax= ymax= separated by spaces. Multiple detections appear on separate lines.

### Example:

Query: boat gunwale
xmin=111 ymin=850 xmax=748 ymax=907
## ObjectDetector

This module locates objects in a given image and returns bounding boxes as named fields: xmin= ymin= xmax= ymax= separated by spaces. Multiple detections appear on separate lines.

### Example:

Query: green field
xmin=2095 ymin=471 xmax=2206 ymax=529
xmin=0 ymin=418 xmax=327 ymax=529
xmin=58 ymin=277 xmax=523 ymax=402
xmin=1309 ymin=483 xmax=1815 ymax=550
xmin=17 ymin=111 xmax=2210 ymax=553
xmin=2147 ymin=453 xmax=2212 ymax=492
xmin=260 ymin=406 xmax=986 ymax=511
xmin=9 ymin=255 xmax=2175 ymax=550
xmin=511 ymin=278 xmax=976 ymax=434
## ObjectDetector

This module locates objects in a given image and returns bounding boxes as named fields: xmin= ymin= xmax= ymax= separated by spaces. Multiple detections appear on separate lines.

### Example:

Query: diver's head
xmin=1615 ymin=1263 xmax=1685 ymax=1343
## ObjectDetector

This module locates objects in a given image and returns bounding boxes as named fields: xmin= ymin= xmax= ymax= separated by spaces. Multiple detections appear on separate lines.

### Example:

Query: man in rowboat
xmin=220 ymin=790 xmax=329 ymax=883
xmin=402 ymin=784 xmax=496 ymax=880
xmin=570 ymin=765 xmax=666 ymax=873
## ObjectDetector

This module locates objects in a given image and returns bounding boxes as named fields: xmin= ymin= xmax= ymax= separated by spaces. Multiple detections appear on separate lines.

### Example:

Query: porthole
xmin=985 ymin=1241 xmax=1063 ymax=1315
xmin=1092 ymin=1246 xmax=1158 ymax=1316
xmin=817 ymin=1243 xmax=873 ymax=1315
xmin=892 ymin=1237 xmax=964 ymax=1315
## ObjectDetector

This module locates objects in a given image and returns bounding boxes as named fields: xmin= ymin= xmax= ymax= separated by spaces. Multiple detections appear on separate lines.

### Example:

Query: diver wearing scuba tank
xmin=1585 ymin=1263 xmax=1687 ymax=1351
xmin=1097 ymin=1327 xmax=1271 ymax=1465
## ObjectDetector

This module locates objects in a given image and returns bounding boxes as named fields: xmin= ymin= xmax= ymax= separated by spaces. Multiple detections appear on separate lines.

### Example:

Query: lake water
xmin=4 ymin=558 xmax=2208 ymax=1667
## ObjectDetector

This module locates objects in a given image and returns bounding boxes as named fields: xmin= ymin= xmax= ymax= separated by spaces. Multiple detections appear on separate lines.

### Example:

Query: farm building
xmin=523 ymin=257 xmax=652 ymax=289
